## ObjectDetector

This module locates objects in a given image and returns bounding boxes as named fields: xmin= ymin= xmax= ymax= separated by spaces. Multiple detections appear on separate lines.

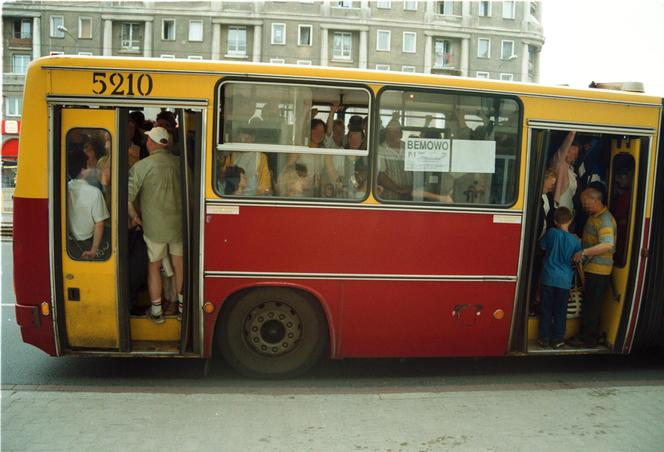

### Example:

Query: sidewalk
xmin=2 ymin=384 xmax=664 ymax=451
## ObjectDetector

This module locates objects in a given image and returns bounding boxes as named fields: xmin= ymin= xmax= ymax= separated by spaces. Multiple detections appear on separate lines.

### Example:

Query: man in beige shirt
xmin=128 ymin=126 xmax=182 ymax=323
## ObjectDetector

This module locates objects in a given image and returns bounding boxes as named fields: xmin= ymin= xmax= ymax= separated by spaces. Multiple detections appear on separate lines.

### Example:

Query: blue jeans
xmin=539 ymin=284 xmax=569 ymax=342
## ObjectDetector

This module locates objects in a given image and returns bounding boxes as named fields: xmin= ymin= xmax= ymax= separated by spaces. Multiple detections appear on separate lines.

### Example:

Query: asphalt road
xmin=3 ymin=241 xmax=664 ymax=393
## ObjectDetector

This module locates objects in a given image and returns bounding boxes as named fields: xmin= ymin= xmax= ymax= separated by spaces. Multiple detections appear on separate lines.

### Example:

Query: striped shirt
xmin=582 ymin=207 xmax=617 ymax=275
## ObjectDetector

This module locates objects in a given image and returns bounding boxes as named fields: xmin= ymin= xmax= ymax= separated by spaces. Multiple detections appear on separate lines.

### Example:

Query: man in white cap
xmin=128 ymin=126 xmax=183 ymax=323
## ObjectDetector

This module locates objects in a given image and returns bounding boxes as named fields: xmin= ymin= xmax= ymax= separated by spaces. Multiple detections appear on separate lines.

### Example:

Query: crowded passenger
xmin=223 ymin=129 xmax=272 ymax=196
xmin=377 ymin=117 xmax=412 ymax=200
xmin=552 ymin=131 xmax=579 ymax=214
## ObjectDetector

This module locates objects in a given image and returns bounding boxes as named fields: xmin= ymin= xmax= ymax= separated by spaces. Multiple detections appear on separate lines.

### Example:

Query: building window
xmin=78 ymin=51 xmax=93 ymax=56
xmin=50 ymin=16 xmax=64 ymax=38
xmin=228 ymin=26 xmax=247 ymax=55
xmin=434 ymin=39 xmax=452 ymax=67
xmin=401 ymin=65 xmax=416 ymax=73
xmin=121 ymin=23 xmax=140 ymax=50
xmin=337 ymin=0 xmax=352 ymax=7
xmin=375 ymin=64 xmax=390 ymax=71
xmin=298 ymin=25 xmax=312 ymax=46
xmin=503 ymin=0 xmax=516 ymax=19
xmin=376 ymin=30 xmax=390 ymax=51
xmin=12 ymin=55 xmax=31 ymax=74
xmin=479 ymin=1 xmax=491 ymax=17
xmin=188 ymin=20 xmax=203 ymax=42
xmin=297 ymin=60 xmax=312 ymax=65
xmin=376 ymin=0 xmax=391 ymax=8
xmin=402 ymin=32 xmax=416 ymax=53
xmin=477 ymin=38 xmax=490 ymax=58
xmin=188 ymin=55 xmax=203 ymax=60
xmin=476 ymin=71 xmax=490 ymax=79
xmin=501 ymin=40 xmax=515 ymax=59
xmin=77 ymin=17 xmax=92 ymax=39
xmin=160 ymin=54 xmax=175 ymax=59
xmin=49 ymin=51 xmax=65 ymax=56
xmin=438 ymin=1 xmax=454 ymax=15
xmin=4 ymin=96 xmax=23 ymax=117
xmin=271 ymin=23 xmax=286 ymax=45
xmin=333 ymin=31 xmax=352 ymax=60
xmin=270 ymin=58 xmax=285 ymax=64
xmin=13 ymin=18 xmax=32 ymax=39
xmin=403 ymin=1 xmax=417 ymax=11
xmin=162 ymin=19 xmax=175 ymax=41
xmin=500 ymin=73 xmax=514 ymax=81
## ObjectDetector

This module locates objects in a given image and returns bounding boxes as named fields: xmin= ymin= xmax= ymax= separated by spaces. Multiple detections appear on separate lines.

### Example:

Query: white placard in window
xmin=451 ymin=140 xmax=496 ymax=173
xmin=404 ymin=138 xmax=451 ymax=172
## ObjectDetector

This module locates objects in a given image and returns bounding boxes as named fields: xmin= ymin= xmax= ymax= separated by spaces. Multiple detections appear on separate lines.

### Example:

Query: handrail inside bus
xmin=217 ymin=143 xmax=369 ymax=157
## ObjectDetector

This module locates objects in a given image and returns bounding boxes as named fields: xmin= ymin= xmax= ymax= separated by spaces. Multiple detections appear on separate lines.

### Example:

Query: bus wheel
xmin=218 ymin=288 xmax=328 ymax=378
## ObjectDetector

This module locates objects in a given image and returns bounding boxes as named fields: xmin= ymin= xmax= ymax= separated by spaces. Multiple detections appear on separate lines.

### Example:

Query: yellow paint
xmin=129 ymin=318 xmax=181 ymax=341
xmin=528 ymin=318 xmax=580 ymax=341
xmin=61 ymin=108 xmax=119 ymax=349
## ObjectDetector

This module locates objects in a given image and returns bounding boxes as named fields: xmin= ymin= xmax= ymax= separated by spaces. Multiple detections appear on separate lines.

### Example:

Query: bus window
xmin=375 ymin=89 xmax=520 ymax=206
xmin=65 ymin=128 xmax=112 ymax=261
xmin=216 ymin=81 xmax=371 ymax=200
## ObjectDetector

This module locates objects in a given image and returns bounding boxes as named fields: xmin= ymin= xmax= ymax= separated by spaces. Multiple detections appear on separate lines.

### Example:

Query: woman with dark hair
xmin=285 ymin=118 xmax=327 ymax=196
xmin=223 ymin=165 xmax=247 ymax=195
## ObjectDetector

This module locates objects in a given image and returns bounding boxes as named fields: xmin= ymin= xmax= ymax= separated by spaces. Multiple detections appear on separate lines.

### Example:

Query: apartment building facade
xmin=2 ymin=0 xmax=544 ymax=136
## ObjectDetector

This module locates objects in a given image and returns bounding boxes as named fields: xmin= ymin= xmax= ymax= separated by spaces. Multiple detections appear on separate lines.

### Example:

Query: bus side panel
xmin=204 ymin=205 xmax=520 ymax=358
xmin=12 ymin=196 xmax=56 ymax=356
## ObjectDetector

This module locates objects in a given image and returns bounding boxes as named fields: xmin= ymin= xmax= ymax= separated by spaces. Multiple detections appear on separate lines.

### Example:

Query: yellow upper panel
xmin=16 ymin=55 xmax=662 ymax=202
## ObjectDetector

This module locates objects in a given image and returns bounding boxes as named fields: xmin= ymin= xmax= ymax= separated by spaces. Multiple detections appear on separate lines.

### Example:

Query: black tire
xmin=217 ymin=288 xmax=328 ymax=378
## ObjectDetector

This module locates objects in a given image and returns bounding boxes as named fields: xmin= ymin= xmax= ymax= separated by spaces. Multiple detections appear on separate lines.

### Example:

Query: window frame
xmin=376 ymin=0 xmax=391 ymax=8
xmin=78 ymin=16 xmax=92 ymax=39
xmin=120 ymin=22 xmax=140 ymax=51
xmin=162 ymin=18 xmax=176 ymax=41
xmin=332 ymin=31 xmax=353 ymax=60
xmin=296 ymin=59 xmax=312 ymax=65
xmin=503 ymin=0 xmax=516 ymax=19
xmin=11 ymin=54 xmax=31 ymax=74
xmin=477 ymin=38 xmax=491 ymax=58
xmin=50 ymin=16 xmax=64 ymax=38
xmin=227 ymin=26 xmax=247 ymax=55
xmin=439 ymin=1 xmax=454 ymax=15
xmin=4 ymin=96 xmax=23 ymax=117
xmin=500 ymin=73 xmax=514 ymax=81
xmin=14 ymin=18 xmax=32 ymax=39
xmin=271 ymin=23 xmax=286 ymax=45
xmin=214 ymin=78 xmax=373 ymax=203
xmin=403 ymin=1 xmax=418 ymax=11
xmin=374 ymin=85 xmax=523 ymax=208
xmin=270 ymin=58 xmax=285 ymax=64
xmin=298 ymin=24 xmax=313 ymax=47
xmin=375 ymin=64 xmax=391 ymax=71
xmin=476 ymin=71 xmax=490 ymax=79
xmin=376 ymin=29 xmax=391 ymax=52
xmin=160 ymin=54 xmax=176 ymax=59
xmin=188 ymin=19 xmax=204 ymax=42
xmin=434 ymin=39 xmax=452 ymax=68
xmin=501 ymin=40 xmax=515 ymax=60
xmin=402 ymin=31 xmax=417 ymax=53
xmin=479 ymin=1 xmax=492 ymax=17
xmin=401 ymin=65 xmax=416 ymax=73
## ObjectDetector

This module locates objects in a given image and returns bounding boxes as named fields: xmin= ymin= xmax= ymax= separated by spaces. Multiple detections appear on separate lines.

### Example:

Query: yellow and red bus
xmin=13 ymin=56 xmax=664 ymax=377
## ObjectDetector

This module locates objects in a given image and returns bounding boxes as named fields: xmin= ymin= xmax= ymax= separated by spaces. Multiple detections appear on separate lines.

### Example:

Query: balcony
xmin=9 ymin=32 xmax=32 ymax=48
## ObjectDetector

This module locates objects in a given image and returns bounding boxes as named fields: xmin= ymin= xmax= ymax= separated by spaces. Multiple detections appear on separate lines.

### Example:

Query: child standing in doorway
xmin=538 ymin=206 xmax=582 ymax=349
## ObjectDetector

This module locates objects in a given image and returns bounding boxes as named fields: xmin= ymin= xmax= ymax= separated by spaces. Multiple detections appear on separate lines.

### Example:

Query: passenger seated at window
xmin=351 ymin=157 xmax=372 ymax=199
xmin=377 ymin=117 xmax=412 ymax=200
xmin=278 ymin=164 xmax=310 ymax=198
xmin=223 ymin=165 xmax=247 ymax=196
xmin=286 ymin=118 xmax=327 ymax=196
xmin=67 ymin=144 xmax=110 ymax=260
xmin=223 ymin=129 xmax=272 ymax=196
xmin=81 ymin=133 xmax=105 ymax=190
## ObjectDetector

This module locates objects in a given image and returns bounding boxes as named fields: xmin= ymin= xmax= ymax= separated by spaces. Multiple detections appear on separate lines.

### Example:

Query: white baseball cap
xmin=145 ymin=126 xmax=170 ymax=145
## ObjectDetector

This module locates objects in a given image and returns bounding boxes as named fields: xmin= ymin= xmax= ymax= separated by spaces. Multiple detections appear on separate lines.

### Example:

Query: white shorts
xmin=143 ymin=235 xmax=183 ymax=262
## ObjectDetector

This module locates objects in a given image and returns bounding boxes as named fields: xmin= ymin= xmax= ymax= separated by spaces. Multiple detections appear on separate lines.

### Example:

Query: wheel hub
xmin=244 ymin=301 xmax=302 ymax=356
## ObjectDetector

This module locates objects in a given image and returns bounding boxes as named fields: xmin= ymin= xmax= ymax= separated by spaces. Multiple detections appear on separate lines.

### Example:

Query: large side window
xmin=375 ymin=88 xmax=520 ymax=206
xmin=65 ymin=128 xmax=112 ymax=260
xmin=216 ymin=81 xmax=371 ymax=200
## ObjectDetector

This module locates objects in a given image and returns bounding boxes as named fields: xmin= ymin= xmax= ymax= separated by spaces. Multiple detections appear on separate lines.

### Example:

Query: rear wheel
xmin=217 ymin=288 xmax=328 ymax=378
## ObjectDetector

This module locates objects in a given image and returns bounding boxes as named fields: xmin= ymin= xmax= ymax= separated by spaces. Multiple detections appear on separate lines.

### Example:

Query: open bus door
xmin=58 ymin=107 xmax=121 ymax=350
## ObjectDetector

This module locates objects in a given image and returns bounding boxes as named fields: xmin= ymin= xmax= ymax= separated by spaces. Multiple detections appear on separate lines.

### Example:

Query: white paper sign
xmin=404 ymin=138 xmax=451 ymax=172
xmin=451 ymin=140 xmax=496 ymax=173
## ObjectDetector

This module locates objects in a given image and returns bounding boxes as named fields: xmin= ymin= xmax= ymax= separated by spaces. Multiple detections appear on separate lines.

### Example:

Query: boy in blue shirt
xmin=538 ymin=206 xmax=582 ymax=348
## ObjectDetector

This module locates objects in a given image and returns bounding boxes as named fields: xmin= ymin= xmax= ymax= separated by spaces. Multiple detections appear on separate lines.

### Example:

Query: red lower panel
xmin=13 ymin=196 xmax=56 ymax=356
xmin=203 ymin=277 xmax=514 ymax=358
